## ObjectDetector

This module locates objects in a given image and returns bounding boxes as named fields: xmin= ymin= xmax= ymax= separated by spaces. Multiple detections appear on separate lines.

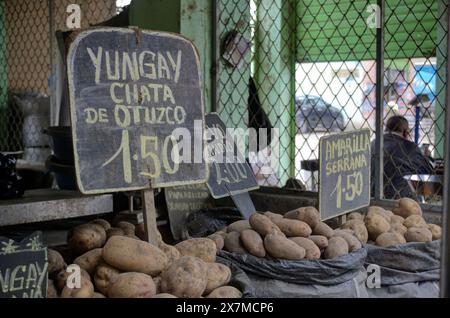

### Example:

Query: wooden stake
xmin=142 ymin=187 xmax=158 ymax=245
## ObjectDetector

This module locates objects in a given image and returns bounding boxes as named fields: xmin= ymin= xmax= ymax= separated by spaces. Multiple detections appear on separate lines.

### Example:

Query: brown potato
xmin=116 ymin=221 xmax=135 ymax=235
xmin=390 ymin=215 xmax=405 ymax=224
xmin=69 ymin=223 xmax=107 ymax=254
xmin=160 ymin=256 xmax=208 ymax=298
xmin=308 ymin=235 xmax=328 ymax=249
xmin=273 ymin=218 xmax=312 ymax=237
xmin=92 ymin=292 xmax=106 ymax=298
xmin=240 ymin=229 xmax=266 ymax=257
xmin=312 ymin=222 xmax=334 ymax=238
xmin=224 ymin=232 xmax=247 ymax=254
xmin=341 ymin=219 xmax=368 ymax=243
xmin=289 ymin=237 xmax=320 ymax=260
xmin=264 ymin=234 xmax=306 ymax=260
xmin=106 ymin=227 xmax=125 ymax=239
xmin=389 ymin=223 xmax=407 ymax=236
xmin=48 ymin=249 xmax=65 ymax=275
xmin=94 ymin=263 xmax=121 ymax=295
xmin=175 ymin=238 xmax=217 ymax=263
xmin=73 ymin=248 xmax=103 ymax=276
xmin=264 ymin=211 xmax=283 ymax=223
xmin=102 ymin=236 xmax=168 ymax=276
xmin=54 ymin=266 xmax=90 ymax=291
xmin=392 ymin=198 xmax=422 ymax=218
xmin=366 ymin=206 xmax=390 ymax=222
xmin=61 ymin=276 xmax=94 ymax=298
xmin=47 ymin=279 xmax=58 ymax=298
xmin=333 ymin=230 xmax=362 ymax=252
xmin=214 ymin=230 xmax=227 ymax=239
xmin=366 ymin=214 xmax=390 ymax=240
xmin=90 ymin=219 xmax=111 ymax=231
xmin=385 ymin=210 xmax=394 ymax=218
xmin=403 ymin=215 xmax=427 ymax=228
xmin=159 ymin=242 xmax=181 ymax=266
xmin=283 ymin=207 xmax=320 ymax=228
xmin=347 ymin=212 xmax=364 ymax=221
xmin=249 ymin=213 xmax=284 ymax=237
xmin=428 ymin=224 xmax=442 ymax=241
xmin=153 ymin=293 xmax=177 ymax=298
xmin=153 ymin=276 xmax=162 ymax=294
xmin=405 ymin=227 xmax=432 ymax=243
xmin=204 ymin=263 xmax=231 ymax=294
xmin=324 ymin=236 xmax=349 ymax=259
xmin=227 ymin=220 xmax=251 ymax=233
xmin=375 ymin=232 xmax=406 ymax=247
xmin=206 ymin=286 xmax=242 ymax=298
xmin=108 ymin=272 xmax=156 ymax=298
xmin=207 ymin=233 xmax=225 ymax=251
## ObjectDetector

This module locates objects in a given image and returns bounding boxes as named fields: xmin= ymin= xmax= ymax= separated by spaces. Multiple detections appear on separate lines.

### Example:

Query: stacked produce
xmin=47 ymin=219 xmax=242 ymax=298
xmin=217 ymin=207 xmax=362 ymax=260
xmin=340 ymin=198 xmax=441 ymax=247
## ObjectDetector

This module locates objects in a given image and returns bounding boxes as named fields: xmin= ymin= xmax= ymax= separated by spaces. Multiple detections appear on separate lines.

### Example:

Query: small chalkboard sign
xmin=67 ymin=27 xmax=207 ymax=194
xmin=0 ymin=232 xmax=47 ymax=298
xmin=205 ymin=113 xmax=259 ymax=199
xmin=319 ymin=130 xmax=371 ymax=220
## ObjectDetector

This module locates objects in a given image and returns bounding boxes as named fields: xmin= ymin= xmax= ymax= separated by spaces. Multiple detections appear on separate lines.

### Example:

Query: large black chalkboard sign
xmin=319 ymin=130 xmax=371 ymax=220
xmin=0 ymin=232 xmax=47 ymax=298
xmin=67 ymin=28 xmax=207 ymax=194
xmin=205 ymin=113 xmax=259 ymax=199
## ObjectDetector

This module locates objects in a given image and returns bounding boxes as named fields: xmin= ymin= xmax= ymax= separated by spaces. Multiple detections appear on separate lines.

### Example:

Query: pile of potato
xmin=47 ymin=219 xmax=242 ymax=298
xmin=340 ymin=198 xmax=442 ymax=248
xmin=214 ymin=207 xmax=362 ymax=261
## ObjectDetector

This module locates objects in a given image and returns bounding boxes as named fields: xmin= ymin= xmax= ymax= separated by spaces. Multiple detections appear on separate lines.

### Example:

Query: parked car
xmin=295 ymin=96 xmax=345 ymax=133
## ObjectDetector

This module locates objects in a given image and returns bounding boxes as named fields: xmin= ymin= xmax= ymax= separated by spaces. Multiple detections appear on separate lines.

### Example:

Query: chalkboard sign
xmin=67 ymin=28 xmax=207 ymax=194
xmin=319 ymin=130 xmax=371 ymax=220
xmin=0 ymin=232 xmax=47 ymax=298
xmin=205 ymin=113 xmax=259 ymax=199
xmin=165 ymin=183 xmax=213 ymax=240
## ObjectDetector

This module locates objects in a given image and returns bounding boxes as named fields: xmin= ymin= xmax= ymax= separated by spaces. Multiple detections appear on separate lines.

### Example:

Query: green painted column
xmin=0 ymin=1 xmax=7 ymax=150
xmin=129 ymin=0 xmax=180 ymax=33
xmin=254 ymin=0 xmax=295 ymax=185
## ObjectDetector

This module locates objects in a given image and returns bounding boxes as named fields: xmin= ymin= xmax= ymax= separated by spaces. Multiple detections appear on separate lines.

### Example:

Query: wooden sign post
xmin=319 ymin=130 xmax=371 ymax=220
xmin=67 ymin=27 xmax=206 ymax=244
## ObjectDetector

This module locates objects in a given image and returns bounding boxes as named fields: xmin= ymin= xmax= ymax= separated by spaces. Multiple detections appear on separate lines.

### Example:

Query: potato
xmin=153 ymin=293 xmax=177 ymax=298
xmin=341 ymin=220 xmax=368 ymax=243
xmin=61 ymin=277 xmax=94 ymax=298
xmin=160 ymin=256 xmax=208 ymax=298
xmin=204 ymin=263 xmax=231 ymax=294
xmin=249 ymin=213 xmax=283 ymax=237
xmin=102 ymin=236 xmax=168 ymax=276
xmin=264 ymin=234 xmax=305 ymax=260
xmin=324 ymin=236 xmax=349 ymax=259
xmin=153 ymin=276 xmax=162 ymax=294
xmin=92 ymin=292 xmax=106 ymax=298
xmin=375 ymin=232 xmax=406 ymax=247
xmin=175 ymin=238 xmax=217 ymax=263
xmin=333 ymin=230 xmax=362 ymax=252
xmin=224 ymin=232 xmax=247 ymax=254
xmin=227 ymin=220 xmax=251 ymax=233
xmin=94 ymin=263 xmax=121 ymax=295
xmin=214 ymin=230 xmax=227 ymax=239
xmin=366 ymin=214 xmax=390 ymax=240
xmin=73 ymin=248 xmax=103 ymax=276
xmin=106 ymin=227 xmax=125 ymax=239
xmin=54 ymin=267 xmax=90 ymax=291
xmin=116 ymin=221 xmax=135 ymax=235
xmin=273 ymin=218 xmax=312 ymax=237
xmin=206 ymin=286 xmax=242 ymax=298
xmin=312 ymin=222 xmax=334 ymax=238
xmin=207 ymin=233 xmax=225 ymax=250
xmin=289 ymin=237 xmax=320 ymax=260
xmin=392 ymin=197 xmax=422 ymax=218
xmin=283 ymin=207 xmax=320 ymax=228
xmin=428 ymin=224 xmax=442 ymax=240
xmin=389 ymin=223 xmax=407 ymax=236
xmin=308 ymin=235 xmax=328 ymax=249
xmin=90 ymin=219 xmax=111 ymax=231
xmin=159 ymin=242 xmax=181 ymax=266
xmin=347 ymin=212 xmax=364 ymax=221
xmin=47 ymin=279 xmax=58 ymax=298
xmin=390 ymin=215 xmax=405 ymax=224
xmin=240 ymin=229 xmax=266 ymax=258
xmin=108 ymin=272 xmax=156 ymax=298
xmin=405 ymin=227 xmax=432 ymax=243
xmin=385 ymin=210 xmax=394 ymax=218
xmin=48 ymin=249 xmax=65 ymax=275
xmin=366 ymin=206 xmax=390 ymax=222
xmin=69 ymin=224 xmax=107 ymax=254
xmin=264 ymin=211 xmax=283 ymax=223
xmin=403 ymin=215 xmax=427 ymax=228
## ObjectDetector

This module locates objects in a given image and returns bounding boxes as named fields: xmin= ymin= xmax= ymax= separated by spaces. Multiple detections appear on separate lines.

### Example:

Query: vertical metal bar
xmin=374 ymin=0 xmax=385 ymax=200
xmin=48 ymin=0 xmax=55 ymax=125
xmin=440 ymin=1 xmax=450 ymax=298
xmin=211 ymin=0 xmax=219 ymax=112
